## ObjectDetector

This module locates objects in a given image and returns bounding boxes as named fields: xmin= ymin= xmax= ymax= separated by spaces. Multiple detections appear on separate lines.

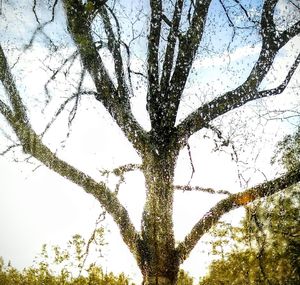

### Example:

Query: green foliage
xmin=177 ymin=269 xmax=194 ymax=285
xmin=0 ymin=261 xmax=134 ymax=285
xmin=0 ymin=232 xmax=135 ymax=285
xmin=272 ymin=128 xmax=300 ymax=171
xmin=199 ymin=187 xmax=300 ymax=285
xmin=1 ymin=232 xmax=193 ymax=284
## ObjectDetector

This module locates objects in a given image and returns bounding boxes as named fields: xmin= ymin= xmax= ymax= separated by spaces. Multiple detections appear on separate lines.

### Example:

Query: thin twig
xmin=187 ymin=142 xmax=195 ymax=184
xmin=0 ymin=144 xmax=21 ymax=156
xmin=79 ymin=210 xmax=107 ymax=276
xmin=174 ymin=185 xmax=231 ymax=195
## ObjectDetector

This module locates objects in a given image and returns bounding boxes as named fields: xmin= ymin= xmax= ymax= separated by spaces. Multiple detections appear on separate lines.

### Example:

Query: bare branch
xmin=258 ymin=53 xmax=300 ymax=97
xmin=62 ymin=0 xmax=149 ymax=154
xmin=79 ymin=210 xmax=106 ymax=275
xmin=0 ymin=45 xmax=28 ymax=123
xmin=176 ymin=50 xmax=300 ymax=148
xmin=0 ymin=144 xmax=21 ymax=156
xmin=232 ymin=0 xmax=259 ymax=25
xmin=176 ymin=166 xmax=300 ymax=262
xmin=164 ymin=0 xmax=212 ymax=127
xmin=174 ymin=185 xmax=231 ymax=195
xmin=218 ymin=0 xmax=234 ymax=27
xmin=187 ymin=142 xmax=195 ymax=184
xmin=289 ymin=0 xmax=300 ymax=10
xmin=32 ymin=0 xmax=40 ymax=24
xmin=100 ymin=164 xmax=141 ymax=178
xmin=100 ymin=6 xmax=128 ymax=96
xmin=49 ymin=0 xmax=59 ymax=22
xmin=44 ymin=50 xmax=79 ymax=99
xmin=146 ymin=0 xmax=162 ymax=126
xmin=99 ymin=163 xmax=141 ymax=194
xmin=176 ymin=0 xmax=300 ymax=147
xmin=160 ymin=0 xmax=184 ymax=94
xmin=26 ymin=0 xmax=59 ymax=49
xmin=41 ymin=94 xmax=80 ymax=137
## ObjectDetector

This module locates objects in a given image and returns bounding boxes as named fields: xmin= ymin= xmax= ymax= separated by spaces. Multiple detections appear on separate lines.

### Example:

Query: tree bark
xmin=139 ymin=147 xmax=180 ymax=285
xmin=143 ymin=276 xmax=177 ymax=285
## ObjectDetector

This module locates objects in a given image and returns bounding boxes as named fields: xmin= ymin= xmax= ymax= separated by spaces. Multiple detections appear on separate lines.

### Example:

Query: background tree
xmin=200 ymin=132 xmax=300 ymax=284
xmin=0 ymin=233 xmax=136 ymax=285
xmin=0 ymin=0 xmax=300 ymax=284
xmin=0 ymin=233 xmax=194 ymax=285
xmin=199 ymin=186 xmax=300 ymax=285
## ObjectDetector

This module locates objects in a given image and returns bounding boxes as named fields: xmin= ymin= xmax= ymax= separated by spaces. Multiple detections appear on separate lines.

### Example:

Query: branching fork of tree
xmin=0 ymin=1 xmax=300 ymax=284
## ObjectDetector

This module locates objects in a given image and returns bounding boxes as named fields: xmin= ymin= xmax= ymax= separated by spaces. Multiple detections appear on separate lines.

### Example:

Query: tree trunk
xmin=143 ymin=276 xmax=177 ymax=285
xmin=139 ymin=147 xmax=180 ymax=285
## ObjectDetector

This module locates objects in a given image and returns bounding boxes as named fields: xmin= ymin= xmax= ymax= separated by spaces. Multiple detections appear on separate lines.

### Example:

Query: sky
xmin=0 ymin=0 xmax=300 ymax=283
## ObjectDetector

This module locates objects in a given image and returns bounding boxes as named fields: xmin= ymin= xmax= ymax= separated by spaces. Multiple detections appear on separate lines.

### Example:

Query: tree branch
xmin=100 ymin=6 xmax=128 ymax=97
xmin=62 ymin=0 xmax=149 ymax=154
xmin=177 ymin=50 xmax=300 ymax=146
xmin=0 ymin=143 xmax=21 ymax=156
xmin=176 ymin=167 xmax=300 ymax=263
xmin=174 ymin=185 xmax=231 ymax=195
xmin=160 ymin=0 xmax=184 ymax=94
xmin=146 ymin=0 xmax=162 ymax=127
xmin=164 ymin=0 xmax=212 ymax=127
xmin=175 ymin=0 xmax=299 ymax=146
xmin=0 ymin=45 xmax=28 ymax=123
xmin=100 ymin=163 xmax=141 ymax=177
xmin=0 ymin=99 xmax=13 ymax=120
xmin=16 ymin=121 xmax=141 ymax=260
xmin=0 ymin=43 xmax=142 ymax=265
xmin=279 ymin=20 xmax=300 ymax=47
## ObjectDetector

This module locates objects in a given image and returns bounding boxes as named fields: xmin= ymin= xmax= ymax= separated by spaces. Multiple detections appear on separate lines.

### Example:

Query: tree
xmin=0 ymin=1 xmax=299 ymax=284
xmin=0 ymin=234 xmax=135 ymax=285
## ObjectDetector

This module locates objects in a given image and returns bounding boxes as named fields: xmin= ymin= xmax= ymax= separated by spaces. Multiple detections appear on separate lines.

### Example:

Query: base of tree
xmin=144 ymin=276 xmax=175 ymax=285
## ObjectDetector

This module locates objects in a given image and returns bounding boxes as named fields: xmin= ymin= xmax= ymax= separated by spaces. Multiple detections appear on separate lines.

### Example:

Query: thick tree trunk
xmin=139 ymin=147 xmax=180 ymax=285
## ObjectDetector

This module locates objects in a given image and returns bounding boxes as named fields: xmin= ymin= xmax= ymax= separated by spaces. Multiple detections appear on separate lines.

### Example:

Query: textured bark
xmin=139 ymin=150 xmax=179 ymax=284
xmin=143 ymin=276 xmax=177 ymax=285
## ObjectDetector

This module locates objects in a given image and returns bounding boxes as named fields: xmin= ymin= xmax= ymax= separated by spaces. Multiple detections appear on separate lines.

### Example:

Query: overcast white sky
xmin=0 ymin=0 xmax=300 ymax=283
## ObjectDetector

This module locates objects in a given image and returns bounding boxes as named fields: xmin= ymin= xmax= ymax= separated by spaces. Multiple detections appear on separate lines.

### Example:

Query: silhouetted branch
xmin=44 ymin=50 xmax=79 ymax=99
xmin=176 ymin=51 xmax=300 ymax=148
xmin=101 ymin=6 xmax=128 ymax=96
xmin=27 ymin=0 xmax=59 ymax=49
xmin=166 ymin=0 xmax=212 ymax=127
xmin=79 ymin=209 xmax=107 ymax=275
xmin=63 ymin=0 xmax=149 ymax=154
xmin=0 ymin=144 xmax=21 ymax=156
